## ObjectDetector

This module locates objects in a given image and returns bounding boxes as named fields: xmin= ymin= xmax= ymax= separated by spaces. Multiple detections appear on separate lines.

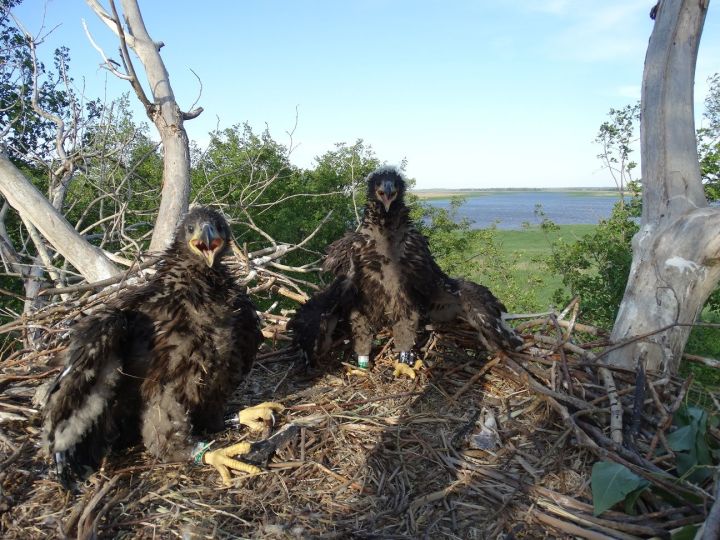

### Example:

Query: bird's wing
xmin=400 ymin=228 xmax=449 ymax=300
xmin=289 ymin=276 xmax=356 ymax=366
xmin=229 ymin=290 xmax=263 ymax=379
xmin=323 ymin=232 xmax=364 ymax=276
xmin=42 ymin=307 xmax=131 ymax=486
xmin=455 ymin=278 xmax=522 ymax=351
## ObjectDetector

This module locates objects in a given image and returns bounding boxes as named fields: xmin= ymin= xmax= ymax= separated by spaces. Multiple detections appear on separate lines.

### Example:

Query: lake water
xmin=425 ymin=191 xmax=622 ymax=230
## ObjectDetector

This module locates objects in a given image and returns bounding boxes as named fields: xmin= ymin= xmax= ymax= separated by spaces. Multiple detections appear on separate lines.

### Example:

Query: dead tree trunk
xmin=86 ymin=0 xmax=202 ymax=251
xmin=607 ymin=0 xmax=720 ymax=373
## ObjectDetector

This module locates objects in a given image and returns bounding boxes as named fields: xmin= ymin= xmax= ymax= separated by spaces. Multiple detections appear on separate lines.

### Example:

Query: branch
xmin=0 ymin=152 xmax=118 ymax=282
xmin=84 ymin=0 xmax=136 ymax=47
xmin=641 ymin=0 xmax=708 ymax=224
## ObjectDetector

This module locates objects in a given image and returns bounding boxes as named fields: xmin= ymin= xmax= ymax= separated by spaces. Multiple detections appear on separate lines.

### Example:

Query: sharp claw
xmin=393 ymin=359 xmax=424 ymax=379
xmin=237 ymin=402 xmax=285 ymax=432
xmin=203 ymin=441 xmax=263 ymax=486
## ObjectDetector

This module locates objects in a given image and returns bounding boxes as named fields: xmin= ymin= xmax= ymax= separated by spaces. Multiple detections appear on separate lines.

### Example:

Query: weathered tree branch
xmin=0 ymin=152 xmax=118 ymax=282
xmin=85 ymin=0 xmax=198 ymax=251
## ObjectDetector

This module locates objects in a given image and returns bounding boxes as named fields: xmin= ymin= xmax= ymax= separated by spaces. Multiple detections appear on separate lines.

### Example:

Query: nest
xmin=1 ymin=291 xmax=719 ymax=539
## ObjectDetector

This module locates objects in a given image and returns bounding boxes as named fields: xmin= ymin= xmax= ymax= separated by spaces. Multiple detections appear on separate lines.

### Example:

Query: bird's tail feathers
xmin=43 ymin=309 xmax=128 ymax=487
xmin=457 ymin=279 xmax=522 ymax=352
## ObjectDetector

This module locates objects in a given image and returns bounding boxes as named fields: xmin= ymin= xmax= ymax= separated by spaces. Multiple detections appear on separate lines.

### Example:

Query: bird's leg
xmin=237 ymin=401 xmax=285 ymax=432
xmin=198 ymin=423 xmax=301 ymax=486
xmin=392 ymin=313 xmax=423 ymax=379
xmin=197 ymin=441 xmax=262 ymax=486
xmin=140 ymin=388 xmax=259 ymax=486
xmin=349 ymin=309 xmax=373 ymax=371
xmin=195 ymin=402 xmax=285 ymax=486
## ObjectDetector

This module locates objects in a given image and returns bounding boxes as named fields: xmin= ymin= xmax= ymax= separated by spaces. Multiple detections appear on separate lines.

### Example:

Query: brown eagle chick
xmin=291 ymin=167 xmax=521 ymax=378
xmin=43 ymin=207 xmax=281 ymax=487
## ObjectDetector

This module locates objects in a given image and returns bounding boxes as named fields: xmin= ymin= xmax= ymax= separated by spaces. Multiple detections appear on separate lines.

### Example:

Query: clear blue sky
xmin=15 ymin=1 xmax=720 ymax=189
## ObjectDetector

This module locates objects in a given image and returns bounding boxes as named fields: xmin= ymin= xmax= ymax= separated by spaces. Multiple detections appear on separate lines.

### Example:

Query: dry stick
xmin=532 ymin=510 xmax=619 ymax=540
xmin=549 ymin=315 xmax=575 ymax=396
xmin=501 ymin=357 xmax=592 ymax=412
xmin=539 ymin=332 xmax=625 ymax=445
xmin=451 ymin=355 xmax=501 ymax=401
xmin=74 ymin=475 xmax=120 ymax=540
xmin=564 ymin=298 xmax=581 ymax=341
xmin=536 ymin=499 xmax=665 ymax=537
xmin=39 ymin=256 xmax=158 ymax=296
xmin=287 ymin=391 xmax=423 ymax=412
xmin=531 ymin=484 xmax=677 ymax=523
xmin=516 ymin=318 xmax=602 ymax=336
xmin=645 ymin=378 xmax=674 ymax=461
xmin=683 ymin=353 xmax=720 ymax=369
xmin=312 ymin=461 xmax=370 ymax=493
xmin=557 ymin=295 xmax=580 ymax=321
xmin=599 ymin=365 xmax=623 ymax=444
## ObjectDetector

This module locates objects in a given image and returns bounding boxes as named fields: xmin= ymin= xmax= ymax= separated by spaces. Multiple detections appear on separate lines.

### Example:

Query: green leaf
xmin=591 ymin=461 xmax=649 ymax=516
xmin=671 ymin=525 xmax=701 ymax=540
xmin=667 ymin=425 xmax=696 ymax=452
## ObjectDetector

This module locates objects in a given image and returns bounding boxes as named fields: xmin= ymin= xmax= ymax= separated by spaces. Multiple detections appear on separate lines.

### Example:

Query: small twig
xmin=452 ymin=356 xmax=501 ymax=401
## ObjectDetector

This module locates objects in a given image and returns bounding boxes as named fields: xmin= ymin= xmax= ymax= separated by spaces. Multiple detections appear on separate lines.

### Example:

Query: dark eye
xmin=187 ymin=225 xmax=194 ymax=234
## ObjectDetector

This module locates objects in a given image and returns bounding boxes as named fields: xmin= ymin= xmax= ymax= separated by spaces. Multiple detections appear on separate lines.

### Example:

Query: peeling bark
xmin=607 ymin=0 xmax=718 ymax=373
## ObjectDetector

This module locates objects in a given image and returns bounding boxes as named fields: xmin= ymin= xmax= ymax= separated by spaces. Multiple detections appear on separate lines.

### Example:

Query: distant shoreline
xmin=413 ymin=188 xmax=620 ymax=200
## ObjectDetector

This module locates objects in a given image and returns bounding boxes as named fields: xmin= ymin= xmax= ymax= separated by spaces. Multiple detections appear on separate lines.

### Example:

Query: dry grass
xmin=0 ymin=291 xmax=717 ymax=539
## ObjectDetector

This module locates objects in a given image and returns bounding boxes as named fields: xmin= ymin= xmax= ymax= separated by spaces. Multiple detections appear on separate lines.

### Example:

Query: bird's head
xmin=179 ymin=207 xmax=231 ymax=268
xmin=366 ymin=167 xmax=406 ymax=213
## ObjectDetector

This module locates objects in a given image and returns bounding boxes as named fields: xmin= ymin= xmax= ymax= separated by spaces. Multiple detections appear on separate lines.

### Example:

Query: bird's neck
xmin=363 ymin=201 xmax=409 ymax=230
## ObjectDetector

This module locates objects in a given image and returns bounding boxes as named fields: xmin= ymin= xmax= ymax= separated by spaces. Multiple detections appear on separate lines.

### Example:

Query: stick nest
xmin=0 ymin=287 xmax=718 ymax=539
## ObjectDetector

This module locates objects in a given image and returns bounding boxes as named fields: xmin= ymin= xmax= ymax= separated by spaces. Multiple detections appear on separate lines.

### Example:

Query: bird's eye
xmin=187 ymin=225 xmax=195 ymax=234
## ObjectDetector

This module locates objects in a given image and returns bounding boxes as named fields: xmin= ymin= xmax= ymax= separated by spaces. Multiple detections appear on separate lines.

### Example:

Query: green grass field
xmin=465 ymin=224 xmax=596 ymax=309
xmin=497 ymin=224 xmax=597 ymax=307
xmin=475 ymin=223 xmax=720 ymax=390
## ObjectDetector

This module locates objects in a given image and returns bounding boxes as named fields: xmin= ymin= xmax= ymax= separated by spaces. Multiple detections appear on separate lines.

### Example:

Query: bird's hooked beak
xmin=189 ymin=222 xmax=224 ymax=267
xmin=377 ymin=180 xmax=398 ymax=212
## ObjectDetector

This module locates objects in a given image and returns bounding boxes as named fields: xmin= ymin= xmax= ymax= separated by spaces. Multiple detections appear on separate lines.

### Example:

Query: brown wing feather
xmin=43 ymin=308 xmax=135 ymax=486
xmin=323 ymin=232 xmax=364 ymax=276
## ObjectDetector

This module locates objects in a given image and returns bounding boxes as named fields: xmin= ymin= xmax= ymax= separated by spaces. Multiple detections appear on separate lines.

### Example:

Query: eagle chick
xmin=292 ymin=167 xmax=521 ymax=377
xmin=43 ymin=207 xmax=280 ymax=487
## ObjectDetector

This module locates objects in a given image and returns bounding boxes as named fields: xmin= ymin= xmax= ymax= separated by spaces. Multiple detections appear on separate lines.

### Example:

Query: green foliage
xmin=411 ymin=196 xmax=477 ymax=277
xmin=590 ymin=461 xmax=649 ymax=516
xmin=595 ymin=103 xmax=640 ymax=196
xmin=698 ymin=74 xmax=720 ymax=202
xmin=1 ymin=3 xmax=102 ymax=166
xmin=193 ymin=126 xmax=379 ymax=269
xmin=666 ymin=405 xmax=717 ymax=484
xmin=547 ymin=202 xmax=638 ymax=329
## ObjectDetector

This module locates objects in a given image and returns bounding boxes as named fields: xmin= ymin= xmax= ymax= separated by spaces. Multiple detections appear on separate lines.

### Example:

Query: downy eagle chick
xmin=43 ymin=207 xmax=282 ymax=487
xmin=291 ymin=167 xmax=521 ymax=378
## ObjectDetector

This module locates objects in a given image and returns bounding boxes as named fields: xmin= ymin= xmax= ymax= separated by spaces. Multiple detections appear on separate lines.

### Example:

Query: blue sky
xmin=15 ymin=1 xmax=720 ymax=189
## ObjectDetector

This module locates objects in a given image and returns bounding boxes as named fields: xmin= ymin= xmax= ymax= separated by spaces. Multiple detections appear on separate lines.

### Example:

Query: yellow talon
xmin=237 ymin=402 xmax=285 ymax=432
xmin=344 ymin=363 xmax=369 ymax=377
xmin=393 ymin=360 xmax=424 ymax=379
xmin=203 ymin=442 xmax=262 ymax=486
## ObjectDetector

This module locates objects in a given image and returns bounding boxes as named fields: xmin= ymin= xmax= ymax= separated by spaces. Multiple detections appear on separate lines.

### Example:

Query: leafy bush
xmin=411 ymin=197 xmax=540 ymax=313
xmin=547 ymin=202 xmax=638 ymax=329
